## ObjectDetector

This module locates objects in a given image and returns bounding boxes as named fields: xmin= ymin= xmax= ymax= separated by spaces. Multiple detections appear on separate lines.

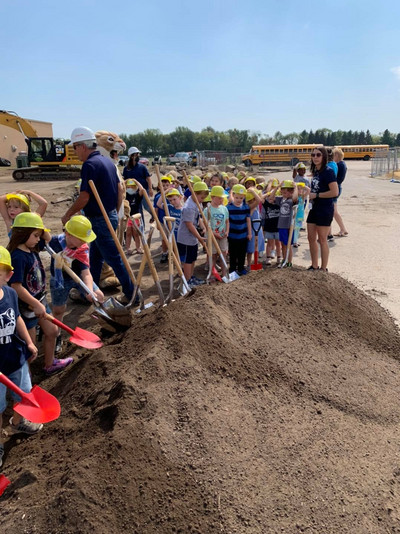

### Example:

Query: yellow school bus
xmin=337 ymin=145 xmax=389 ymax=161
xmin=242 ymin=144 xmax=319 ymax=167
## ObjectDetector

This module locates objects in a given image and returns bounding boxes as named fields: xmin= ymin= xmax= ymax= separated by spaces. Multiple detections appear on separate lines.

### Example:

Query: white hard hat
xmin=69 ymin=127 xmax=96 ymax=146
xmin=128 ymin=146 xmax=140 ymax=156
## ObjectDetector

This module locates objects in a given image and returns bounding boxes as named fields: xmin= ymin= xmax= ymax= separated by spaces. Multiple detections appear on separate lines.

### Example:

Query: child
xmin=125 ymin=178 xmax=144 ymax=255
xmin=262 ymin=178 xmax=282 ymax=265
xmin=225 ymin=176 xmax=238 ymax=194
xmin=245 ymin=188 xmax=264 ymax=270
xmin=293 ymin=163 xmax=310 ymax=187
xmin=227 ymin=184 xmax=251 ymax=276
xmin=244 ymin=176 xmax=257 ymax=190
xmin=163 ymin=188 xmax=183 ymax=241
xmin=183 ymin=175 xmax=201 ymax=201
xmin=293 ymin=182 xmax=310 ymax=247
xmin=7 ymin=212 xmax=73 ymax=375
xmin=0 ymin=191 xmax=48 ymax=235
xmin=154 ymin=175 xmax=173 ymax=263
xmin=266 ymin=180 xmax=298 ymax=268
xmin=0 ymin=246 xmax=43 ymax=467
xmin=209 ymin=173 xmax=224 ymax=189
xmin=204 ymin=186 xmax=229 ymax=278
xmin=176 ymin=181 xmax=208 ymax=288
xmin=49 ymin=215 xmax=104 ymax=353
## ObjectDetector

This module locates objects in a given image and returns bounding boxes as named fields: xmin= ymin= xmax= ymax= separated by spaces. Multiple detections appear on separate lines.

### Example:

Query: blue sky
xmin=2 ymin=0 xmax=400 ymax=139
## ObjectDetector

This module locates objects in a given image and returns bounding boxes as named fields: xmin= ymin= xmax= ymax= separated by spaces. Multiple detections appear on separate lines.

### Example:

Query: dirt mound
xmin=2 ymin=269 xmax=400 ymax=533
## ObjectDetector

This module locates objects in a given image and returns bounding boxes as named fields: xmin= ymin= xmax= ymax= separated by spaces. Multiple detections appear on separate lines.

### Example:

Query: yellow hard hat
xmin=65 ymin=215 xmax=96 ymax=243
xmin=232 ymin=184 xmax=246 ymax=195
xmin=244 ymin=176 xmax=256 ymax=184
xmin=126 ymin=179 xmax=137 ymax=187
xmin=166 ymin=188 xmax=182 ymax=197
xmin=281 ymin=180 xmax=295 ymax=189
xmin=296 ymin=182 xmax=306 ymax=188
xmin=189 ymin=175 xmax=201 ymax=184
xmin=271 ymin=178 xmax=280 ymax=187
xmin=0 ymin=246 xmax=13 ymax=271
xmin=210 ymin=185 xmax=225 ymax=198
xmin=161 ymin=175 xmax=172 ymax=183
xmin=11 ymin=212 xmax=50 ymax=232
xmin=204 ymin=193 xmax=211 ymax=202
xmin=193 ymin=181 xmax=208 ymax=193
xmin=297 ymin=163 xmax=306 ymax=170
xmin=6 ymin=193 xmax=30 ymax=209
xmin=246 ymin=191 xmax=256 ymax=202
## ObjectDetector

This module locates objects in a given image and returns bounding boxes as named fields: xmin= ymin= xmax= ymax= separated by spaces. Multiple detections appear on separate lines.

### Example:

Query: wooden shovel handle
xmin=155 ymin=165 xmax=181 ymax=262
xmin=88 ymin=180 xmax=137 ymax=286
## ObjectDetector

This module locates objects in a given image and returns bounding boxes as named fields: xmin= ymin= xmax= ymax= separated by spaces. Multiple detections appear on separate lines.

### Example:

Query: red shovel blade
xmin=0 ymin=474 xmax=11 ymax=496
xmin=212 ymin=266 xmax=223 ymax=282
xmin=250 ymin=251 xmax=263 ymax=271
xmin=69 ymin=327 xmax=103 ymax=350
xmin=14 ymin=385 xmax=61 ymax=424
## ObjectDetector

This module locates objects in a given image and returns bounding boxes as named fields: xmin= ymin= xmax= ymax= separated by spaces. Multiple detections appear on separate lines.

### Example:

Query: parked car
xmin=118 ymin=155 xmax=129 ymax=166
xmin=166 ymin=152 xmax=191 ymax=165
xmin=152 ymin=155 xmax=163 ymax=166
xmin=139 ymin=157 xmax=149 ymax=166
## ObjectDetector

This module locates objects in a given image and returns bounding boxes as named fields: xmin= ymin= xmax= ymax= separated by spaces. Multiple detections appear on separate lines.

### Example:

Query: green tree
xmin=381 ymin=129 xmax=394 ymax=146
xmin=365 ymin=130 xmax=373 ymax=144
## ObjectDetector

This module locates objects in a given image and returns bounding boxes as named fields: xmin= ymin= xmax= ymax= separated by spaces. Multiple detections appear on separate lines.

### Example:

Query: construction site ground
xmin=0 ymin=161 xmax=400 ymax=533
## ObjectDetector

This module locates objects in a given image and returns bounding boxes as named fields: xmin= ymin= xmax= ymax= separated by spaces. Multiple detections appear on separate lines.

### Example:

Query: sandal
xmin=334 ymin=232 xmax=348 ymax=237
xmin=136 ymin=248 xmax=144 ymax=254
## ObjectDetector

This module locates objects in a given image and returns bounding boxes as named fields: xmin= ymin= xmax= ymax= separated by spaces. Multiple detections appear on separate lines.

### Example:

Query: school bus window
xmin=284 ymin=149 xmax=288 ymax=153
xmin=261 ymin=149 xmax=265 ymax=155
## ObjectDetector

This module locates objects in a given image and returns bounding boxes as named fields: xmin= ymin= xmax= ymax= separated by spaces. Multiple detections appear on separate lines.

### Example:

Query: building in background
xmin=0 ymin=116 xmax=53 ymax=165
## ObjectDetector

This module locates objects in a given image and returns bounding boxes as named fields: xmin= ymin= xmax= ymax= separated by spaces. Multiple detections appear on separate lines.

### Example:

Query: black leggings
xmin=228 ymin=237 xmax=248 ymax=273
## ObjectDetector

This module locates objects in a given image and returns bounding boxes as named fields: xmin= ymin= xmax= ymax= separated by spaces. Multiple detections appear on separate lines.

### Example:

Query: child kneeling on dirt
xmin=49 ymin=215 xmax=104 ymax=354
xmin=177 ymin=181 xmax=208 ymax=288
xmin=0 ymin=246 xmax=42 ymax=467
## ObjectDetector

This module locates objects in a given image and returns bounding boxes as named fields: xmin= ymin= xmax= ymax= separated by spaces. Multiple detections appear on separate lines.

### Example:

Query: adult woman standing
xmin=307 ymin=146 xmax=338 ymax=271
xmin=332 ymin=147 xmax=348 ymax=237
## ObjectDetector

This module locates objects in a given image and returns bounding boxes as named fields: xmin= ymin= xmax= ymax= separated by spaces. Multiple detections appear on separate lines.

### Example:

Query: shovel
xmin=163 ymin=216 xmax=177 ymax=302
xmin=132 ymin=213 xmax=165 ymax=306
xmin=182 ymin=172 xmax=234 ymax=283
xmin=0 ymin=372 xmax=61 ymax=423
xmin=281 ymin=205 xmax=298 ymax=268
xmin=44 ymin=314 xmax=103 ymax=350
xmin=135 ymin=184 xmax=194 ymax=296
xmin=250 ymin=218 xmax=263 ymax=271
xmin=44 ymin=245 xmax=131 ymax=330
xmin=0 ymin=474 xmax=11 ymax=496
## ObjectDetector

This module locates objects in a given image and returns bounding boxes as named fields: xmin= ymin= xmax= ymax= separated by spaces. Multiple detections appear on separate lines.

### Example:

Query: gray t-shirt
xmin=177 ymin=196 xmax=200 ymax=246
xmin=274 ymin=196 xmax=294 ymax=229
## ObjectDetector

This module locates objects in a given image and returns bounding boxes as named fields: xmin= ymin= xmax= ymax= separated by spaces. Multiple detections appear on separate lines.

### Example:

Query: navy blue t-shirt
xmin=310 ymin=166 xmax=337 ymax=213
xmin=0 ymin=286 xmax=30 ymax=375
xmin=80 ymin=151 xmax=119 ymax=217
xmin=10 ymin=248 xmax=46 ymax=298
xmin=337 ymin=160 xmax=347 ymax=185
xmin=123 ymin=163 xmax=150 ymax=191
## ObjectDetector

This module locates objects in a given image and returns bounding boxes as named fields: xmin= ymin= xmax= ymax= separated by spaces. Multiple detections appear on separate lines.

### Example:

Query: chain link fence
xmin=371 ymin=148 xmax=400 ymax=177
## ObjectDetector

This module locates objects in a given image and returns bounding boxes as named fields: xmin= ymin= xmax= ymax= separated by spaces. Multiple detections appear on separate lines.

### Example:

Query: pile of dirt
xmin=2 ymin=269 xmax=400 ymax=533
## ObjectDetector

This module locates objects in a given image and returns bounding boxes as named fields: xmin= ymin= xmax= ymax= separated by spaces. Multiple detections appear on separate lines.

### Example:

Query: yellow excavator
xmin=0 ymin=110 xmax=81 ymax=181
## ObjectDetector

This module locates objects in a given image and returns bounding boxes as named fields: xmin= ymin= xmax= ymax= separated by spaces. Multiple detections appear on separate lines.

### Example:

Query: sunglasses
xmin=311 ymin=153 xmax=322 ymax=157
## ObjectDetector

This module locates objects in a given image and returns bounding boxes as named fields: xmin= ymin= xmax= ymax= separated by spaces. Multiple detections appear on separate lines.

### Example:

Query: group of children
xmin=0 ymin=164 xmax=311 ymax=467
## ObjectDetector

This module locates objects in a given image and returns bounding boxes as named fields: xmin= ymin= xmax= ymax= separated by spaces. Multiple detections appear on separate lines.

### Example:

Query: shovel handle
xmin=44 ymin=314 xmax=75 ymax=336
xmin=155 ymin=165 xmax=181 ymax=262
xmin=0 ymin=372 xmax=26 ymax=398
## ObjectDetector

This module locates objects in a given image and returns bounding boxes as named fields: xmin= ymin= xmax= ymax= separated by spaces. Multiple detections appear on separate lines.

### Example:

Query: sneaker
xmin=270 ymin=250 xmax=276 ymax=258
xmin=307 ymin=265 xmax=319 ymax=271
xmin=283 ymin=262 xmax=292 ymax=268
xmin=0 ymin=443 xmax=3 ymax=468
xmin=44 ymin=357 xmax=73 ymax=376
xmin=300 ymin=227 xmax=306 ymax=232
xmin=328 ymin=234 xmax=334 ymax=242
xmin=277 ymin=256 xmax=282 ymax=265
xmin=160 ymin=252 xmax=168 ymax=264
xmin=9 ymin=417 xmax=43 ymax=435
xmin=238 ymin=269 xmax=248 ymax=276
xmin=55 ymin=334 xmax=63 ymax=354
xmin=265 ymin=257 xmax=272 ymax=266
xmin=188 ymin=277 xmax=204 ymax=288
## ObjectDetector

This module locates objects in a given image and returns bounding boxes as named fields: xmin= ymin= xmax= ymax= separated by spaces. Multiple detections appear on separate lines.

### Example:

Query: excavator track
xmin=13 ymin=166 xmax=81 ymax=181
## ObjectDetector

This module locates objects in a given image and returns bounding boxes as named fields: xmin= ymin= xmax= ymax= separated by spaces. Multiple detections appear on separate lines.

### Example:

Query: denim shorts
xmin=0 ymin=361 xmax=32 ymax=413
xmin=23 ymin=298 xmax=52 ymax=330
xmin=264 ymin=231 xmax=280 ymax=241
xmin=177 ymin=242 xmax=198 ymax=264
xmin=50 ymin=277 xmax=99 ymax=307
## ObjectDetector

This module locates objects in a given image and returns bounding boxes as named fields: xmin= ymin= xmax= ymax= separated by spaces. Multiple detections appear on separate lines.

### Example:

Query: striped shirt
xmin=227 ymin=202 xmax=250 ymax=240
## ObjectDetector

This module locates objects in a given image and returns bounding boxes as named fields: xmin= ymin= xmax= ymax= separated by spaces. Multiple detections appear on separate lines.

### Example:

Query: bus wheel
xmin=363 ymin=155 xmax=370 ymax=161
xmin=244 ymin=159 xmax=252 ymax=167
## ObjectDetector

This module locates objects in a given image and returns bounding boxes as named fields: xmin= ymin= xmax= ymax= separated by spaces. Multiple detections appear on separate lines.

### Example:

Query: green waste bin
xmin=16 ymin=153 xmax=29 ymax=168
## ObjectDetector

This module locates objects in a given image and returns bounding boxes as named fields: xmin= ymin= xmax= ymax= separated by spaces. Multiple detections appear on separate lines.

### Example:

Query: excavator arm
xmin=0 ymin=110 xmax=38 ymax=138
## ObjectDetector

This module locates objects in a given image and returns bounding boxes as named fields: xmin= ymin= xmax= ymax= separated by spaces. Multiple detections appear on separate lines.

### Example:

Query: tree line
xmin=118 ymin=127 xmax=400 ymax=156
